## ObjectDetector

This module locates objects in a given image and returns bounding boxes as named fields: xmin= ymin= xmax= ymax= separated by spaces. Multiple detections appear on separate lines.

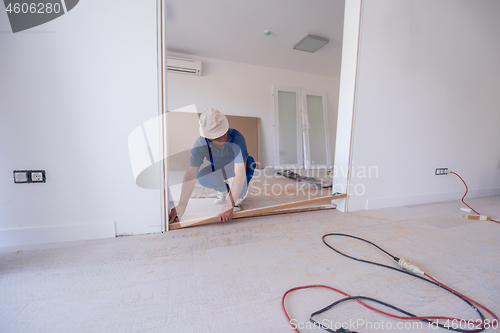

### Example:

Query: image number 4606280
xmin=3 ymin=0 xmax=80 ymax=33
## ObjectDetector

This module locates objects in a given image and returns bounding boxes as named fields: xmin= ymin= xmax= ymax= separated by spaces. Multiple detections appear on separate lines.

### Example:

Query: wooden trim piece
xmin=463 ymin=214 xmax=491 ymax=221
xmin=159 ymin=0 xmax=168 ymax=232
xmin=256 ymin=118 xmax=262 ymax=168
xmin=169 ymin=193 xmax=346 ymax=230
xmin=250 ymin=204 xmax=336 ymax=217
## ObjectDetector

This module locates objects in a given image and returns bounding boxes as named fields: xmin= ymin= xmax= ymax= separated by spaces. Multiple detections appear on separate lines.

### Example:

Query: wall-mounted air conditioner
xmin=166 ymin=57 xmax=202 ymax=76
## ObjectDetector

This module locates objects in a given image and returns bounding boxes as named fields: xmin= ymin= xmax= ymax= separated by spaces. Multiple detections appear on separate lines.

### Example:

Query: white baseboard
xmin=0 ymin=222 xmax=116 ymax=248
xmin=364 ymin=188 xmax=500 ymax=211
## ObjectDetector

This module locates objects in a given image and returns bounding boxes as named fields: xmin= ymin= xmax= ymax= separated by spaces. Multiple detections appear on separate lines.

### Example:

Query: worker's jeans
xmin=197 ymin=156 xmax=256 ymax=198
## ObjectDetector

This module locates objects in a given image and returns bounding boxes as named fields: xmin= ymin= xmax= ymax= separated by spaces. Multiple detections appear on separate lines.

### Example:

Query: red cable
xmin=450 ymin=171 xmax=500 ymax=224
xmin=282 ymin=173 xmax=500 ymax=332
xmin=282 ymin=284 xmax=495 ymax=333
xmin=282 ymin=285 xmax=351 ymax=333
xmin=424 ymin=273 xmax=499 ymax=325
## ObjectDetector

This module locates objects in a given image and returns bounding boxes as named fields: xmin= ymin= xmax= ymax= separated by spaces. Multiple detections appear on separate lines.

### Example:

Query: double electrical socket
xmin=13 ymin=170 xmax=46 ymax=183
xmin=435 ymin=168 xmax=450 ymax=175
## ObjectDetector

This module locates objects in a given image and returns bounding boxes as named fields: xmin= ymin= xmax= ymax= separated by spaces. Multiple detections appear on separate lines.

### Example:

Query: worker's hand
xmin=169 ymin=204 xmax=186 ymax=224
xmin=218 ymin=205 xmax=233 ymax=223
xmin=168 ymin=207 xmax=179 ymax=224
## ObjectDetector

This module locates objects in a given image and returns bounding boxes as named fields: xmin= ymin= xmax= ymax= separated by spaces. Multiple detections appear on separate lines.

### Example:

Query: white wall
xmin=167 ymin=52 xmax=339 ymax=168
xmin=0 ymin=0 xmax=162 ymax=246
xmin=333 ymin=0 xmax=362 ymax=212
xmin=347 ymin=0 xmax=500 ymax=211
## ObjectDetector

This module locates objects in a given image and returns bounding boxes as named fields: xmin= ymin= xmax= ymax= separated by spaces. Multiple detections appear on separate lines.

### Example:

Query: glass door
xmin=273 ymin=86 xmax=303 ymax=169
xmin=302 ymin=90 xmax=331 ymax=169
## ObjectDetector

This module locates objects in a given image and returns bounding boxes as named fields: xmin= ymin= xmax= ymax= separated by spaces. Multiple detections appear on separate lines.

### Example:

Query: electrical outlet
xmin=31 ymin=171 xmax=45 ymax=182
xmin=13 ymin=170 xmax=46 ymax=183
xmin=435 ymin=168 xmax=449 ymax=175
xmin=13 ymin=170 xmax=29 ymax=183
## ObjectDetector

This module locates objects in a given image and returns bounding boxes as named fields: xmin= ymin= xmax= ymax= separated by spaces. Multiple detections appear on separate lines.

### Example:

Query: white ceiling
xmin=166 ymin=0 xmax=345 ymax=78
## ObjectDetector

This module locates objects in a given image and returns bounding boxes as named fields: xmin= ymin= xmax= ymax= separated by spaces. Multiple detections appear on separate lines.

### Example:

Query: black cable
xmin=324 ymin=233 xmax=401 ymax=262
xmin=311 ymin=233 xmax=487 ymax=333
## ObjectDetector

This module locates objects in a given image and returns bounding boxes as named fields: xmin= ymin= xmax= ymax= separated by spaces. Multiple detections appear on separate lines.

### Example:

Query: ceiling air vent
xmin=166 ymin=57 xmax=202 ymax=76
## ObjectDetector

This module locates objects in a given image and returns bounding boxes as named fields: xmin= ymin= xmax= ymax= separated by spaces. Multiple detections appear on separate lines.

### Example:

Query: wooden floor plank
xmin=169 ymin=193 xmax=346 ymax=230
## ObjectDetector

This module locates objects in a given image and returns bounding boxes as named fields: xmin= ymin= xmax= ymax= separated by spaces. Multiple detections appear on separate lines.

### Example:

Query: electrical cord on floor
xmin=450 ymin=171 xmax=500 ymax=224
xmin=282 ymin=234 xmax=498 ymax=333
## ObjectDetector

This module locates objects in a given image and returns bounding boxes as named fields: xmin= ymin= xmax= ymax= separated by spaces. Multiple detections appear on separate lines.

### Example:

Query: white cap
xmin=199 ymin=108 xmax=229 ymax=139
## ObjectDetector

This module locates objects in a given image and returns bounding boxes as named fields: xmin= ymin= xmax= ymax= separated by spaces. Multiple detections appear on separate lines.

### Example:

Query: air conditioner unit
xmin=166 ymin=57 xmax=202 ymax=76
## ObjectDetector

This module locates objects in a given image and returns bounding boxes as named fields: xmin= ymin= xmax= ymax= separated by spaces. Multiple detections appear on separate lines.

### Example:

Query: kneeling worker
xmin=169 ymin=108 xmax=256 ymax=223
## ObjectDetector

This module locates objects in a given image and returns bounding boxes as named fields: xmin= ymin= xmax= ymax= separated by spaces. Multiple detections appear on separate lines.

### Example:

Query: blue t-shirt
xmin=189 ymin=128 xmax=249 ymax=168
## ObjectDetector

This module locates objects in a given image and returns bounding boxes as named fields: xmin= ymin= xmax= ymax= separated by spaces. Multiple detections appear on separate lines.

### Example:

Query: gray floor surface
xmin=1 ymin=196 xmax=499 ymax=333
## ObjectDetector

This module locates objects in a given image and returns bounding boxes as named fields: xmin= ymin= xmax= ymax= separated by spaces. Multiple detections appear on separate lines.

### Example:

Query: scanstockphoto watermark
xmin=3 ymin=0 xmax=80 ymax=33
xmin=290 ymin=318 xmax=425 ymax=331
xmin=289 ymin=318 xmax=499 ymax=331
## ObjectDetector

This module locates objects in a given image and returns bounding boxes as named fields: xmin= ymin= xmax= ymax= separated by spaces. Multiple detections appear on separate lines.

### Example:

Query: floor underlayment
xmin=1 ymin=196 xmax=499 ymax=333
xmin=169 ymin=169 xmax=334 ymax=221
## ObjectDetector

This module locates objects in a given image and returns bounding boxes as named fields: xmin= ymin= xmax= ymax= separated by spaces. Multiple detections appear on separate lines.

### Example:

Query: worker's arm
xmin=219 ymin=162 xmax=246 ymax=222
xmin=169 ymin=166 xmax=200 ymax=223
